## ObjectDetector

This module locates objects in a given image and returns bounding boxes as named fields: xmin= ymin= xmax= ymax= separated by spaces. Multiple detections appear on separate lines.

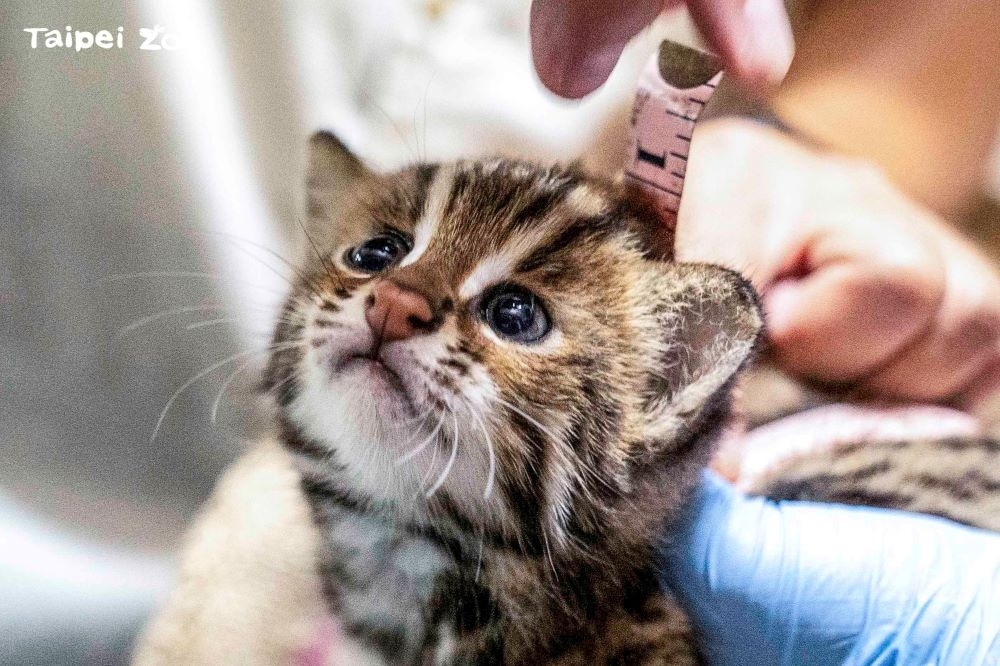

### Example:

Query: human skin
xmin=774 ymin=0 xmax=1000 ymax=217
xmin=530 ymin=0 xmax=795 ymax=99
xmin=530 ymin=1 xmax=1000 ymax=415
xmin=680 ymin=119 xmax=1000 ymax=415
xmin=530 ymin=0 xmax=1000 ymax=218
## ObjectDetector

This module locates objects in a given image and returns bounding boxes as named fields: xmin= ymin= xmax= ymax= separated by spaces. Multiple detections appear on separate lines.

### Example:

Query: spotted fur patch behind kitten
xmin=748 ymin=435 xmax=1000 ymax=532
xmin=261 ymin=131 xmax=763 ymax=664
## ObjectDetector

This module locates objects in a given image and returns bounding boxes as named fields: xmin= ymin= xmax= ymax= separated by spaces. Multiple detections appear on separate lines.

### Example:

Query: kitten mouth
xmin=336 ymin=354 xmax=413 ymax=407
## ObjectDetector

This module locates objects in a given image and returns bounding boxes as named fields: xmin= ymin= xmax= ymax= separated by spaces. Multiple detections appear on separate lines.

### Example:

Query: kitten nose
xmin=365 ymin=280 xmax=435 ymax=342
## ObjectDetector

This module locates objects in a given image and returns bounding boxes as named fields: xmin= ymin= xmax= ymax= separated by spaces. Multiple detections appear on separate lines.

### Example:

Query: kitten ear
xmin=637 ymin=263 xmax=763 ymax=446
xmin=306 ymin=130 xmax=370 ymax=228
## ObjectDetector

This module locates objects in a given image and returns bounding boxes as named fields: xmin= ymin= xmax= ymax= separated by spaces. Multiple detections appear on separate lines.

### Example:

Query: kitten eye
xmin=344 ymin=232 xmax=411 ymax=273
xmin=482 ymin=284 xmax=550 ymax=343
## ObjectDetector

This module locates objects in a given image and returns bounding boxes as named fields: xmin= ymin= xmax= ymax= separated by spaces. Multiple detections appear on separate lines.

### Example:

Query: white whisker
xmin=421 ymin=432 xmax=441 ymax=488
xmin=115 ymin=303 xmax=222 ymax=339
xmin=426 ymin=409 xmax=459 ymax=498
xmin=99 ymin=271 xmax=288 ymax=298
xmin=119 ymin=305 xmax=293 ymax=341
xmin=220 ymin=239 xmax=297 ymax=290
xmin=469 ymin=407 xmax=497 ymax=501
xmin=396 ymin=407 xmax=437 ymax=427
xmin=210 ymin=354 xmax=268 ymax=424
xmin=151 ymin=342 xmax=297 ymax=443
xmin=291 ymin=216 xmax=352 ymax=295
xmin=185 ymin=317 xmax=236 ymax=331
xmin=541 ymin=528 xmax=558 ymax=581
xmin=387 ymin=412 xmax=436 ymax=466
xmin=100 ymin=270 xmax=220 ymax=282
xmin=475 ymin=532 xmax=485 ymax=584
xmin=497 ymin=398 xmax=562 ymax=444
xmin=196 ymin=231 xmax=295 ymax=268
xmin=397 ymin=411 xmax=445 ymax=464
xmin=186 ymin=228 xmax=330 ymax=301
xmin=265 ymin=366 xmax=302 ymax=399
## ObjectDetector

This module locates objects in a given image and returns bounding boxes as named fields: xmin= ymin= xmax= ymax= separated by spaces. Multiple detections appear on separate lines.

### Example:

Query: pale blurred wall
xmin=1 ymin=2 xmax=244 ymax=552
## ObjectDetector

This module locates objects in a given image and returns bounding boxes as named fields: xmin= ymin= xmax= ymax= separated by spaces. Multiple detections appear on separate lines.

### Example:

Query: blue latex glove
xmin=659 ymin=470 xmax=1000 ymax=666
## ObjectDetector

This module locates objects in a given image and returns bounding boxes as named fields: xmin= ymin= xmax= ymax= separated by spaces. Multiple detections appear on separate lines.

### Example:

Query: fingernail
xmin=743 ymin=0 xmax=795 ymax=87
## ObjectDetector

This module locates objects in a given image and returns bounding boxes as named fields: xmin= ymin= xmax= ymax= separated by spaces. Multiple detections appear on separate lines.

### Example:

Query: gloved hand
xmin=659 ymin=470 xmax=1000 ymax=665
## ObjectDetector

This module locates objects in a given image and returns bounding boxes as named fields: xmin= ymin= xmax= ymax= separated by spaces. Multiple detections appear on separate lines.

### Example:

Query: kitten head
xmin=266 ymin=131 xmax=761 ymax=553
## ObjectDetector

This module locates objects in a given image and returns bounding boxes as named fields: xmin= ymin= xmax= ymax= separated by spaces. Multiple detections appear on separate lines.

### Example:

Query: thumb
xmin=677 ymin=120 xmax=948 ymax=386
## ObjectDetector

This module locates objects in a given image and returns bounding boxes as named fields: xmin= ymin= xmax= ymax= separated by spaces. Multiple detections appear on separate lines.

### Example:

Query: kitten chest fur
xmin=302 ymin=459 xmax=700 ymax=666
xmin=310 ymin=498 xmax=454 ymax=664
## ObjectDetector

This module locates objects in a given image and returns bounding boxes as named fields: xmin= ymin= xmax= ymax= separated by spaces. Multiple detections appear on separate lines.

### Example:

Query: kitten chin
xmin=257 ymin=132 xmax=762 ymax=664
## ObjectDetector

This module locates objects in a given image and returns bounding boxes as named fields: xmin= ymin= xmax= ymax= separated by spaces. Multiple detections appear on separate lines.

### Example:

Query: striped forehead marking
xmin=458 ymin=223 xmax=560 ymax=300
xmin=456 ymin=182 xmax=614 ymax=301
xmin=399 ymin=166 xmax=455 ymax=268
xmin=392 ymin=160 xmax=615 ymax=301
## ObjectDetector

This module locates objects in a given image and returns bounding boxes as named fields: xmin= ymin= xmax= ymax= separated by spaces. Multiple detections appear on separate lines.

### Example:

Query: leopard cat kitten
xmin=262 ymin=131 xmax=763 ymax=665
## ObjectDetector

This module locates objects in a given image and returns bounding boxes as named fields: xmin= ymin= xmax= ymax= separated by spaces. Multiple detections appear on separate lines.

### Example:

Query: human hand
xmin=677 ymin=119 xmax=1000 ymax=414
xmin=658 ymin=470 xmax=1000 ymax=665
xmin=529 ymin=0 xmax=794 ymax=98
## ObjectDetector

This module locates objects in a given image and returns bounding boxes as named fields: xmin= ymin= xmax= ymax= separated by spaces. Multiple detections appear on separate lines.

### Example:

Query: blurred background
xmin=1 ymin=0 xmax=998 ymax=664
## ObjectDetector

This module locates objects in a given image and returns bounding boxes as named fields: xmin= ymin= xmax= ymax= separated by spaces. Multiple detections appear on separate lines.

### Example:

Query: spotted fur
xmin=747 ymin=436 xmax=1000 ymax=532
xmin=262 ymin=131 xmax=763 ymax=665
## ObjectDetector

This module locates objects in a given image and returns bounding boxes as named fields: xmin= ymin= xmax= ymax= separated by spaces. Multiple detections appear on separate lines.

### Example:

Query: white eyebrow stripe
xmin=399 ymin=166 xmax=454 ymax=268
xmin=458 ymin=222 xmax=558 ymax=300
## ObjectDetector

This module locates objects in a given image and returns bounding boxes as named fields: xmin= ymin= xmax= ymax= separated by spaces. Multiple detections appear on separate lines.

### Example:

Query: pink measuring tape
xmin=625 ymin=41 xmax=723 ymax=240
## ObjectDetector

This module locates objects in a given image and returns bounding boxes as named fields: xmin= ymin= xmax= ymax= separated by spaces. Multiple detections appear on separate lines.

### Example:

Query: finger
xmin=959 ymin=355 xmax=1000 ymax=419
xmin=529 ymin=0 xmax=666 ymax=99
xmin=685 ymin=0 xmax=795 ymax=91
xmin=765 ymin=225 xmax=945 ymax=382
xmin=861 ymin=232 xmax=1000 ymax=402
